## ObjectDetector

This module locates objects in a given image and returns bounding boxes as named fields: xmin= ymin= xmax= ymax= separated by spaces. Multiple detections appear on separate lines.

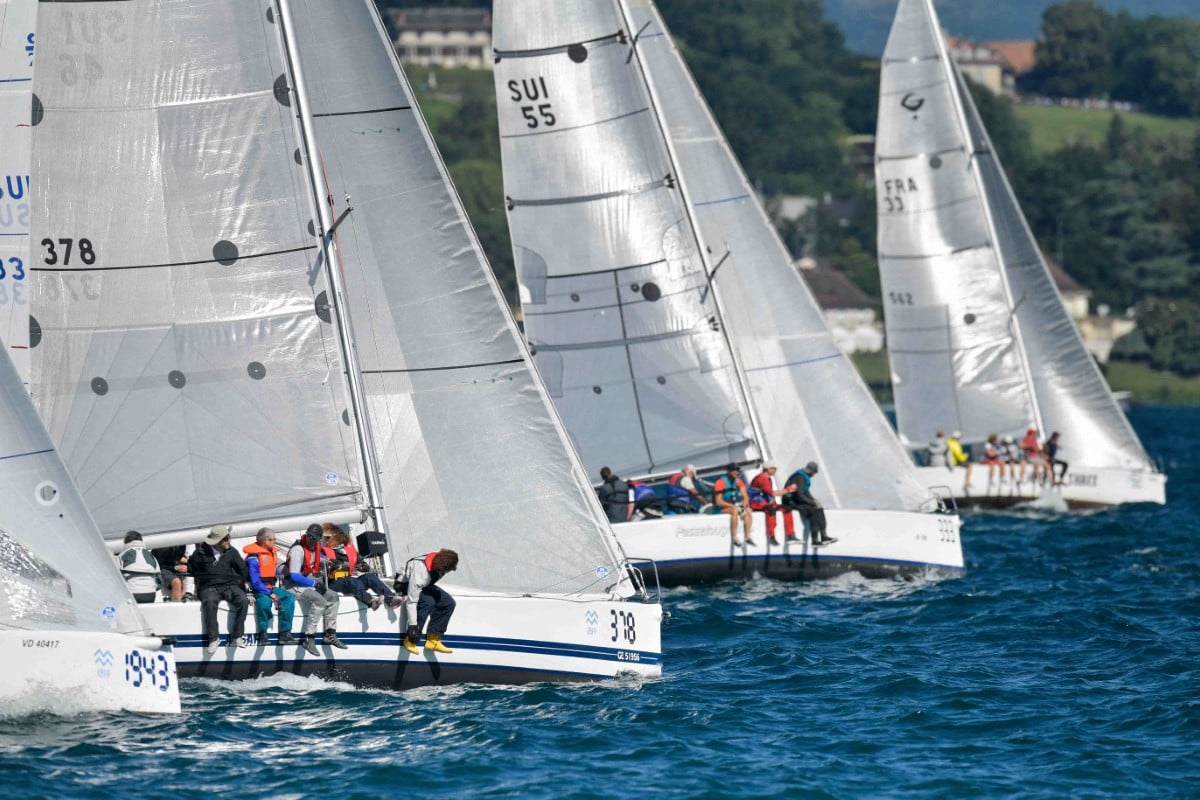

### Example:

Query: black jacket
xmin=782 ymin=471 xmax=820 ymax=509
xmin=597 ymin=478 xmax=630 ymax=523
xmin=189 ymin=544 xmax=248 ymax=592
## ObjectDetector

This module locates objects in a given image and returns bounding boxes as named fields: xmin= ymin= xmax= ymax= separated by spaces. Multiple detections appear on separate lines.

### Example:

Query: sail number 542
xmin=610 ymin=610 xmax=636 ymax=644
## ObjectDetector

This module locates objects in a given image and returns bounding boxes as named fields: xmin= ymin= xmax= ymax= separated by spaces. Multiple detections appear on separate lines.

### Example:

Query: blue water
xmin=3 ymin=406 xmax=1197 ymax=799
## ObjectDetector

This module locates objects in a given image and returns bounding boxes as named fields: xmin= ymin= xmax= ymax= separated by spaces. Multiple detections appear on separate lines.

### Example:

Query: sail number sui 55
xmin=507 ymin=77 xmax=556 ymax=129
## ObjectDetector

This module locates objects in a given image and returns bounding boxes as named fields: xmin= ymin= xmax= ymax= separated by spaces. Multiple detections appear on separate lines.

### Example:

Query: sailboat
xmin=0 ymin=0 xmax=32 ymax=389
xmin=28 ymin=0 xmax=660 ymax=687
xmin=493 ymin=0 xmax=963 ymax=585
xmin=0 ymin=341 xmax=180 ymax=714
xmin=874 ymin=0 xmax=1166 ymax=509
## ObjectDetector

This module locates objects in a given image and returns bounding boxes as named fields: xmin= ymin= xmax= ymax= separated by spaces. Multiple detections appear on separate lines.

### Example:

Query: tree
xmin=1024 ymin=1 xmax=1115 ymax=98
xmin=1137 ymin=298 xmax=1200 ymax=376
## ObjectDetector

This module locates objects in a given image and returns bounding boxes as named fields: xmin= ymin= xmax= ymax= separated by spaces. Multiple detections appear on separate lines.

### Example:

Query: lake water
xmin=1 ymin=406 xmax=1196 ymax=798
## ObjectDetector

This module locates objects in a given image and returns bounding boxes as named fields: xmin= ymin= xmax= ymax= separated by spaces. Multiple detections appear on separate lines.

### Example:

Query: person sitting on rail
xmin=748 ymin=461 xmax=797 ymax=545
xmin=980 ymin=433 xmax=1006 ymax=483
xmin=947 ymin=430 xmax=973 ymax=488
xmin=1044 ymin=431 xmax=1069 ymax=485
xmin=629 ymin=481 xmax=662 ymax=519
xmin=663 ymin=464 xmax=709 ymax=513
xmin=713 ymin=463 xmax=755 ymax=547
xmin=1000 ymin=435 xmax=1023 ymax=482
xmin=1020 ymin=427 xmax=1048 ymax=484
xmin=782 ymin=462 xmax=837 ymax=546
xmin=927 ymin=431 xmax=951 ymax=468
xmin=323 ymin=524 xmax=402 ymax=611
xmin=243 ymin=527 xmax=298 ymax=645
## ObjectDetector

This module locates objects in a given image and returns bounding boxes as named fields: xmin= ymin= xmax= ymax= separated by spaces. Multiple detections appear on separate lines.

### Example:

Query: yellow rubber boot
xmin=425 ymin=634 xmax=453 ymax=654
xmin=403 ymin=637 xmax=420 ymax=655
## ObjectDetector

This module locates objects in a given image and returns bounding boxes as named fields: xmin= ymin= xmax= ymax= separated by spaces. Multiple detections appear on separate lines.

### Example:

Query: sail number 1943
xmin=610 ymin=609 xmax=636 ymax=644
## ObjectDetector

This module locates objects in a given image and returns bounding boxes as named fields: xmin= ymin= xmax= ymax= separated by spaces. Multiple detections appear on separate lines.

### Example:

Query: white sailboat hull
xmin=139 ymin=593 xmax=662 ymax=689
xmin=915 ymin=465 xmax=1167 ymax=509
xmin=0 ymin=630 xmax=181 ymax=714
xmin=614 ymin=509 xmax=963 ymax=586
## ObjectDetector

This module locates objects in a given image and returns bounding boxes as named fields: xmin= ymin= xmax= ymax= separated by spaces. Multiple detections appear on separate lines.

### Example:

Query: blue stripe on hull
xmin=632 ymin=553 xmax=963 ymax=587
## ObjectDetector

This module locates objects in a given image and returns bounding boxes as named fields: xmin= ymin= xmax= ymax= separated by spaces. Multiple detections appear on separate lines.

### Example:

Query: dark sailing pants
xmin=417 ymin=586 xmax=456 ymax=635
xmin=788 ymin=504 xmax=827 ymax=539
xmin=200 ymin=584 xmax=248 ymax=644
xmin=331 ymin=574 xmax=396 ymax=607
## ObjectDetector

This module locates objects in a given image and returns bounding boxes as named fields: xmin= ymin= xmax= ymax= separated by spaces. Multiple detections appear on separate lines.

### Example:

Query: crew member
xmin=401 ymin=549 xmax=460 ymax=655
xmin=664 ymin=465 xmax=709 ymax=512
xmin=189 ymin=525 xmax=249 ymax=654
xmin=749 ymin=462 xmax=796 ymax=545
xmin=713 ymin=463 xmax=754 ymax=547
xmin=243 ymin=528 xmax=298 ymax=646
xmin=782 ymin=462 xmax=837 ymax=547
xmin=1044 ymin=431 xmax=1068 ymax=485
xmin=117 ymin=531 xmax=161 ymax=604
xmin=597 ymin=467 xmax=632 ymax=523
xmin=282 ymin=524 xmax=346 ymax=655
xmin=928 ymin=431 xmax=950 ymax=468
xmin=947 ymin=430 xmax=972 ymax=488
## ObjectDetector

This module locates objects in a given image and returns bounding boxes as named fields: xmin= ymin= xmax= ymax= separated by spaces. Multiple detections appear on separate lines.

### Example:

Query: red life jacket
xmin=242 ymin=542 xmax=278 ymax=586
xmin=424 ymin=552 xmax=436 ymax=572
xmin=297 ymin=542 xmax=336 ymax=577
xmin=668 ymin=472 xmax=684 ymax=486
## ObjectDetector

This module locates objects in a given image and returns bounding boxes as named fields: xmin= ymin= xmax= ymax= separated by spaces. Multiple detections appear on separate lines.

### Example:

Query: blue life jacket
xmin=631 ymin=483 xmax=656 ymax=504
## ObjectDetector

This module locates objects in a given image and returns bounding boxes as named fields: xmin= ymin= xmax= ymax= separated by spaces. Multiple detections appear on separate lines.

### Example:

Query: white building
xmin=387 ymin=8 xmax=493 ymax=71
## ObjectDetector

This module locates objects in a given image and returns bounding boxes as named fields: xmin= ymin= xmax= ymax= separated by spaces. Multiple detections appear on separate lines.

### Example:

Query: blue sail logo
xmin=93 ymin=649 xmax=114 ymax=667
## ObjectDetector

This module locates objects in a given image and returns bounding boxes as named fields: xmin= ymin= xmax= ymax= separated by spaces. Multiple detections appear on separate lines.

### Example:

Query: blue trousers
xmin=330 ymin=573 xmax=396 ymax=607
xmin=417 ymin=586 xmax=456 ymax=635
xmin=252 ymin=586 xmax=296 ymax=633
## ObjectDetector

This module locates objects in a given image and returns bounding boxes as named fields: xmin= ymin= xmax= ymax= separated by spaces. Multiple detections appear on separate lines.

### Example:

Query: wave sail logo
xmin=94 ymin=649 xmax=114 ymax=666
xmin=584 ymin=610 xmax=599 ymax=637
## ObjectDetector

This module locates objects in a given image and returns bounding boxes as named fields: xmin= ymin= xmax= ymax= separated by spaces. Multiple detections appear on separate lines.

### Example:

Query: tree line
xmin=382 ymin=0 xmax=1199 ymax=375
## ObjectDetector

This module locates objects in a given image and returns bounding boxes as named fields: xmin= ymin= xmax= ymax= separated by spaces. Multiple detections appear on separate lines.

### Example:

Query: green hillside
xmin=1015 ymin=103 xmax=1200 ymax=154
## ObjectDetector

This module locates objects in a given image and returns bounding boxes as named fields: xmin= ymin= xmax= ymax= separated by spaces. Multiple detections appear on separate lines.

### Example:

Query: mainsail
xmin=0 ymin=0 xmax=33 ymax=387
xmin=623 ymin=0 xmax=929 ymax=510
xmin=30 ymin=1 xmax=625 ymax=597
xmin=876 ymin=0 xmax=1150 ymax=470
xmin=493 ymin=0 xmax=762 ymax=479
xmin=0 ymin=345 xmax=148 ymax=636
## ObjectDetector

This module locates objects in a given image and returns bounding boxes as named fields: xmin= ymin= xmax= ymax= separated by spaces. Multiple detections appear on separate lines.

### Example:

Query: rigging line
xmin=699 ymin=250 xmax=732 ymax=304
xmin=500 ymin=105 xmax=649 ymax=140
xmin=613 ymin=271 xmax=655 ymax=474
xmin=0 ymin=78 xmax=31 ymax=83
xmin=31 ymin=243 xmax=318 ymax=273
xmin=693 ymin=194 xmax=750 ymax=208
xmin=361 ymin=358 xmax=523 ymax=375
xmin=882 ymin=54 xmax=941 ymax=64
xmin=0 ymin=447 xmax=53 ymax=462
xmin=506 ymin=175 xmax=669 ymax=209
xmin=493 ymin=30 xmax=624 ymax=62
xmin=312 ymin=104 xmax=411 ymax=118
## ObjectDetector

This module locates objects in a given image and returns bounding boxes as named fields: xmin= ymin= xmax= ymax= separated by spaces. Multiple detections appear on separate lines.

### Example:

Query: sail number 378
xmin=610 ymin=609 xmax=636 ymax=644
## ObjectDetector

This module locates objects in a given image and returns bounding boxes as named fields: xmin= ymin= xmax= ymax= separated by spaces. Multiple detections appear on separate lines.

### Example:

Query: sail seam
xmin=743 ymin=353 xmax=842 ymax=373
xmin=31 ymin=244 xmax=318 ymax=272
xmin=879 ymin=242 xmax=990 ymax=260
xmin=360 ymin=358 xmax=523 ymax=375
xmin=507 ymin=176 xmax=668 ymax=208
xmin=0 ymin=448 xmax=53 ymax=462
xmin=525 ymin=283 xmax=700 ymax=317
xmin=876 ymin=145 xmax=963 ymax=162
xmin=613 ymin=273 xmax=655 ymax=472
xmin=500 ymin=106 xmax=649 ymax=140
xmin=531 ymin=326 xmax=701 ymax=353
xmin=313 ymin=105 xmax=412 ymax=118
xmin=543 ymin=257 xmax=667 ymax=280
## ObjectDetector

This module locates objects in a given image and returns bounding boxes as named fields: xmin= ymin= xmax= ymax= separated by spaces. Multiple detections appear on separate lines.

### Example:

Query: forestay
xmin=625 ymin=0 xmax=929 ymax=510
xmin=493 ymin=0 xmax=761 ymax=479
xmin=0 ymin=0 xmax=33 ymax=387
xmin=0 ymin=346 xmax=148 ymax=636
xmin=876 ymin=0 xmax=1038 ymax=448
xmin=955 ymin=69 xmax=1151 ymax=470
xmin=29 ymin=2 xmax=364 ymax=539
xmin=271 ymin=1 xmax=626 ymax=595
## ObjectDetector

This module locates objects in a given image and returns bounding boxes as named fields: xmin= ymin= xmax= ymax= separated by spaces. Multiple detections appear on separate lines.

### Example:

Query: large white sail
xmin=876 ymin=0 xmax=1151 ymax=471
xmin=493 ymin=0 xmax=762 ymax=479
xmin=624 ymin=0 xmax=929 ymax=510
xmin=876 ymin=0 xmax=1039 ymax=448
xmin=0 ymin=0 xmax=33 ymax=387
xmin=954 ymin=69 xmax=1151 ymax=470
xmin=0 ymin=344 xmax=147 ymax=637
xmin=284 ymin=1 xmax=625 ymax=595
xmin=29 ymin=2 xmax=365 ymax=539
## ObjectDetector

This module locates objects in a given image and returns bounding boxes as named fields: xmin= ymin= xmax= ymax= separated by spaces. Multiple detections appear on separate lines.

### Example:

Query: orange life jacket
xmin=424 ymin=552 xmax=436 ymax=572
xmin=296 ymin=541 xmax=336 ymax=577
xmin=242 ymin=542 xmax=278 ymax=586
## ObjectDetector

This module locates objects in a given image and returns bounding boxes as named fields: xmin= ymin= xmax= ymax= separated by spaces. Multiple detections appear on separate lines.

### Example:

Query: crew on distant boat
xmin=323 ymin=524 xmax=402 ymax=611
xmin=980 ymin=434 xmax=1006 ymax=482
xmin=282 ymin=524 xmax=347 ymax=656
xmin=947 ymin=431 xmax=972 ymax=487
xmin=152 ymin=544 xmax=191 ymax=602
xmin=1044 ymin=432 xmax=1068 ymax=485
xmin=117 ymin=531 xmax=161 ymax=604
xmin=1020 ymin=428 xmax=1048 ymax=484
xmin=665 ymin=464 xmax=710 ymax=512
xmin=928 ymin=431 xmax=950 ymax=468
xmin=243 ymin=528 xmax=298 ymax=646
xmin=189 ymin=525 xmax=249 ymax=654
xmin=782 ymin=462 xmax=837 ymax=546
xmin=597 ymin=467 xmax=632 ymax=523
xmin=1000 ymin=435 xmax=1022 ymax=479
xmin=401 ymin=549 xmax=459 ymax=655
xmin=749 ymin=461 xmax=797 ymax=545
xmin=713 ymin=463 xmax=755 ymax=547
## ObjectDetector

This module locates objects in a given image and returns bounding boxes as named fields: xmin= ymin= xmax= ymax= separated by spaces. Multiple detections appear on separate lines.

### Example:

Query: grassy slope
xmin=1014 ymin=103 xmax=1199 ymax=154
xmin=851 ymin=351 xmax=1200 ymax=405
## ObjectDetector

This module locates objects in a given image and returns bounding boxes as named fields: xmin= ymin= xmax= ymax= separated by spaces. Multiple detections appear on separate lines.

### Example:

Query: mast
xmin=612 ymin=0 xmax=771 ymax=463
xmin=274 ymin=0 xmax=389 ymax=536
xmin=924 ymin=0 xmax=1045 ymax=437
